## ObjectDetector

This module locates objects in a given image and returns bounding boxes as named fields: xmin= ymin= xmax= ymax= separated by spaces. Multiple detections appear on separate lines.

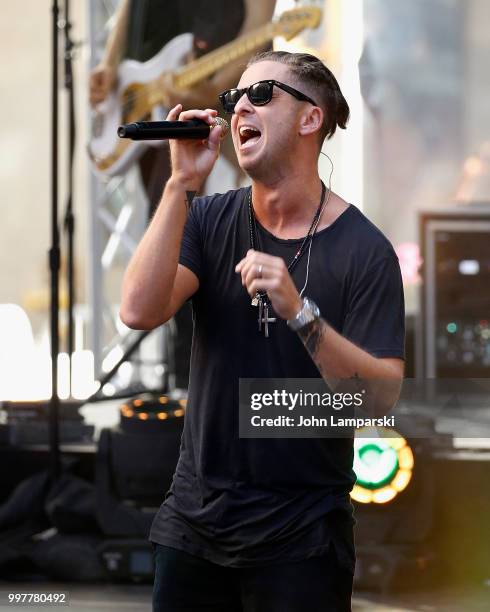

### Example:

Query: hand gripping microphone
xmin=117 ymin=117 xmax=229 ymax=140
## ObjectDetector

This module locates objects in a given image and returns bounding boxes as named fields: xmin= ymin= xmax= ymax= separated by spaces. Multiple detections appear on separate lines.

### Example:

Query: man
xmin=120 ymin=51 xmax=405 ymax=611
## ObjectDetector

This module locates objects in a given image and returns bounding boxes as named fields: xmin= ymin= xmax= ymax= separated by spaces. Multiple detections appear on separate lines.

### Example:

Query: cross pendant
xmin=258 ymin=301 xmax=277 ymax=338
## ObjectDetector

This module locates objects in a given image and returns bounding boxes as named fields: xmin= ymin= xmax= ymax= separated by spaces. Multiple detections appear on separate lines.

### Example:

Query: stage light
xmin=447 ymin=322 xmax=458 ymax=334
xmin=102 ymin=383 xmax=116 ymax=397
xmin=0 ymin=304 xmax=48 ymax=400
xmin=102 ymin=345 xmax=124 ymax=373
xmin=351 ymin=428 xmax=414 ymax=504
xmin=118 ymin=394 xmax=186 ymax=433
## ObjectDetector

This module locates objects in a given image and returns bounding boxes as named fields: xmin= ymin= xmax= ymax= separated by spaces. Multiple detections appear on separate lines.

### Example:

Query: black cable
xmin=49 ymin=0 xmax=61 ymax=480
xmin=62 ymin=0 xmax=77 ymax=396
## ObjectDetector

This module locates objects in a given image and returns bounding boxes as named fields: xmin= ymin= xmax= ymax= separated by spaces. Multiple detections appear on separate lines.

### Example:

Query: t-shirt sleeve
xmin=342 ymin=255 xmax=405 ymax=359
xmin=179 ymin=200 xmax=203 ymax=282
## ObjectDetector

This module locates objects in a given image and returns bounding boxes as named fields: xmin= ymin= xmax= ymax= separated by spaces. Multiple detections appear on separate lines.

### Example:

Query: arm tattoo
xmin=297 ymin=318 xmax=327 ymax=377
xmin=185 ymin=190 xmax=197 ymax=213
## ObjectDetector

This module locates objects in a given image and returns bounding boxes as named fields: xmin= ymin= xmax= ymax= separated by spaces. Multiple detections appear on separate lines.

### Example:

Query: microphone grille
xmin=213 ymin=116 xmax=229 ymax=138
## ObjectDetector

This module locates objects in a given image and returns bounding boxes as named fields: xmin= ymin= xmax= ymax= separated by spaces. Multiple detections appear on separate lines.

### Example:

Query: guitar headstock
xmin=274 ymin=6 xmax=323 ymax=41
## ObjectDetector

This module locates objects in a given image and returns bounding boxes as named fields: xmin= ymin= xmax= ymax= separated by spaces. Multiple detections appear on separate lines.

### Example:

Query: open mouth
xmin=239 ymin=125 xmax=262 ymax=148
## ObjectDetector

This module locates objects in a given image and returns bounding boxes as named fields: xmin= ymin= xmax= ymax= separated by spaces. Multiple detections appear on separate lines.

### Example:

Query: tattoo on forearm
xmin=297 ymin=318 xmax=332 ymax=385
xmin=298 ymin=318 xmax=326 ymax=360
xmin=185 ymin=191 xmax=197 ymax=213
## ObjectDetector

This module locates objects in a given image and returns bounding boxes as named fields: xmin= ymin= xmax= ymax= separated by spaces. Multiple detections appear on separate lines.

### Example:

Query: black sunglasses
xmin=219 ymin=79 xmax=317 ymax=114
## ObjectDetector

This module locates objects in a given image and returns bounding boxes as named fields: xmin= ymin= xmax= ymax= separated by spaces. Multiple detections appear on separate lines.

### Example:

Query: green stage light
xmin=354 ymin=440 xmax=399 ymax=489
xmin=351 ymin=428 xmax=414 ymax=504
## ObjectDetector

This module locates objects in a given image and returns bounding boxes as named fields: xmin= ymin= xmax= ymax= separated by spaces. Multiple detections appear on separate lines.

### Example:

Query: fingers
xmin=206 ymin=125 xmax=222 ymax=151
xmin=90 ymin=88 xmax=107 ymax=107
xmin=237 ymin=257 xmax=272 ymax=297
xmin=89 ymin=66 xmax=117 ymax=107
xmin=235 ymin=249 xmax=261 ymax=273
xmin=243 ymin=262 xmax=266 ymax=289
xmin=208 ymin=117 xmax=229 ymax=148
xmin=165 ymin=106 xmax=222 ymax=149
xmin=89 ymin=75 xmax=103 ymax=106
xmin=240 ymin=261 xmax=282 ymax=298
xmin=177 ymin=108 xmax=217 ymax=123
xmin=234 ymin=250 xmax=302 ymax=320
xmin=247 ymin=277 xmax=281 ymax=298
xmin=235 ymin=251 xmax=282 ymax=274
xmin=166 ymin=104 xmax=182 ymax=120
xmin=235 ymin=251 xmax=285 ymax=294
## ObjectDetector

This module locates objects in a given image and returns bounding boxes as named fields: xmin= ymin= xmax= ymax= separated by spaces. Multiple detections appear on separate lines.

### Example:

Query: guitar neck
xmin=174 ymin=22 xmax=276 ymax=89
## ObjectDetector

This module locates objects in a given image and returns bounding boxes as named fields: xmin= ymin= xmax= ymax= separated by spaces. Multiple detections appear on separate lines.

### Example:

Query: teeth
xmin=239 ymin=126 xmax=260 ymax=136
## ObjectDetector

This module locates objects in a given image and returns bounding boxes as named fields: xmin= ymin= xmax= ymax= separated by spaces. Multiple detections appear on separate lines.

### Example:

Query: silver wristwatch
xmin=287 ymin=297 xmax=321 ymax=331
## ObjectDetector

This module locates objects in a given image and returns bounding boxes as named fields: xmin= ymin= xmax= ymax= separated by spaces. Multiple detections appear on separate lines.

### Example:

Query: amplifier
xmin=418 ymin=206 xmax=490 ymax=377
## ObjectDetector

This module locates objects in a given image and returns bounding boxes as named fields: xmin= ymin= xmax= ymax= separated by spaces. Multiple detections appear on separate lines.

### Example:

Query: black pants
xmin=152 ymin=543 xmax=353 ymax=612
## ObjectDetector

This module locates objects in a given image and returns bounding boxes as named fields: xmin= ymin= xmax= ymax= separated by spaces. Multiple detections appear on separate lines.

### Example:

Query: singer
xmin=120 ymin=51 xmax=405 ymax=611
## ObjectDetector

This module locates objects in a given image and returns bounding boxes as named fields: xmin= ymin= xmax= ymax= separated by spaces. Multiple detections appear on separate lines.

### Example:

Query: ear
xmin=298 ymin=106 xmax=324 ymax=138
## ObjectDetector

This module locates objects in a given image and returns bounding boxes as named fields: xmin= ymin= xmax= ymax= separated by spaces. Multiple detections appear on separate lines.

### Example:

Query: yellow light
xmin=157 ymin=412 xmax=168 ymax=420
xmin=133 ymin=399 xmax=143 ymax=407
xmin=398 ymin=446 xmax=414 ymax=470
xmin=373 ymin=486 xmax=397 ymax=504
xmin=138 ymin=412 xmax=149 ymax=420
xmin=386 ymin=436 xmax=406 ymax=451
xmin=158 ymin=396 xmax=168 ymax=404
xmin=122 ymin=409 xmax=134 ymax=418
xmin=178 ymin=399 xmax=187 ymax=407
xmin=173 ymin=409 xmax=185 ymax=417
xmin=350 ymin=484 xmax=373 ymax=504
xmin=392 ymin=469 xmax=412 ymax=492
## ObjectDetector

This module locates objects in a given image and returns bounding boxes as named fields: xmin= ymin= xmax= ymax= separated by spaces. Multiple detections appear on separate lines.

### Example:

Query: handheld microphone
xmin=117 ymin=118 xmax=229 ymax=140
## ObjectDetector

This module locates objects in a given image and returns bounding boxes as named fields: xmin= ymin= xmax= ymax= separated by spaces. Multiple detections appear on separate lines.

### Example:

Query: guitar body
xmin=88 ymin=33 xmax=193 ymax=177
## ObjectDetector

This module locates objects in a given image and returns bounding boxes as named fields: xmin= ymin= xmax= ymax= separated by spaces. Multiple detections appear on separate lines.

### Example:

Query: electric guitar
xmin=88 ymin=6 xmax=322 ymax=177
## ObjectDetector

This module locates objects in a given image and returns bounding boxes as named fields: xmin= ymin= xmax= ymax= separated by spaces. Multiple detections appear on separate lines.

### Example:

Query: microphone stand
xmin=49 ymin=0 xmax=61 ymax=480
xmin=62 ymin=0 xmax=77 ymax=394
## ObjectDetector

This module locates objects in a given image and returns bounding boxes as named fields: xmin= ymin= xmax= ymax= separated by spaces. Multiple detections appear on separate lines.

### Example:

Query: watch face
xmin=306 ymin=298 xmax=320 ymax=318
xmin=288 ymin=298 xmax=320 ymax=330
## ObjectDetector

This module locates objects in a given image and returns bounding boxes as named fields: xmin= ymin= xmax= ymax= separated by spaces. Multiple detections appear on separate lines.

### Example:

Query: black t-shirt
xmin=149 ymin=187 xmax=405 ymax=571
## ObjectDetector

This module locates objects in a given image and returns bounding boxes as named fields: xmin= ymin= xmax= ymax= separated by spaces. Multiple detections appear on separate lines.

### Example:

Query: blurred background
xmin=1 ymin=1 xmax=489 ymax=610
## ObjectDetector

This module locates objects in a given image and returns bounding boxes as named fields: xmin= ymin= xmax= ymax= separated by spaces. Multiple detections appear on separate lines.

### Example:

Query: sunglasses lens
xmin=249 ymin=81 xmax=272 ymax=105
xmin=220 ymin=82 xmax=273 ymax=113
xmin=221 ymin=89 xmax=242 ymax=113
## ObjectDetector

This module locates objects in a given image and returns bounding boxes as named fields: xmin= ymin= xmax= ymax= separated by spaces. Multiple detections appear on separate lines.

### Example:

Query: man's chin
xmin=237 ymin=151 xmax=262 ymax=176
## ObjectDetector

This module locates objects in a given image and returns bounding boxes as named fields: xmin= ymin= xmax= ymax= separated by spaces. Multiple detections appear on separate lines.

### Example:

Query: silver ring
xmin=257 ymin=264 xmax=263 ymax=278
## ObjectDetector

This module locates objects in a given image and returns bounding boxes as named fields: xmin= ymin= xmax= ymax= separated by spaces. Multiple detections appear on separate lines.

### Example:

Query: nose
xmin=234 ymin=89 xmax=254 ymax=116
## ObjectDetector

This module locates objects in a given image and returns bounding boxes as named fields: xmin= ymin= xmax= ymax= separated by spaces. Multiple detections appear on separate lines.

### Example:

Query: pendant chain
xmin=247 ymin=181 xmax=327 ymax=301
